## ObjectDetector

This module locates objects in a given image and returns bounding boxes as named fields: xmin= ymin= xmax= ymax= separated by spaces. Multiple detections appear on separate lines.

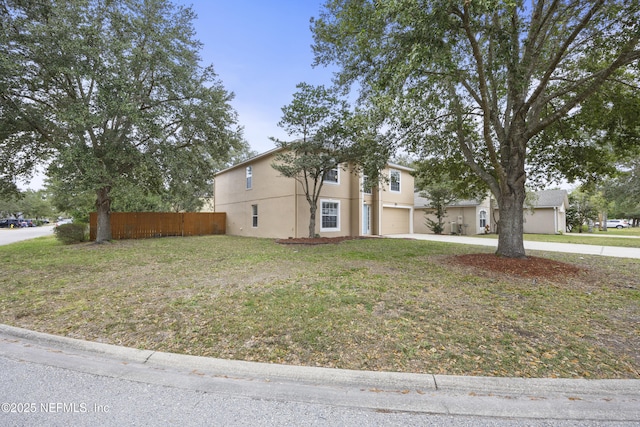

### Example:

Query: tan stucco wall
xmin=378 ymin=166 xmax=415 ymax=235
xmin=380 ymin=166 xmax=415 ymax=205
xmin=414 ymin=206 xmax=488 ymax=235
xmin=289 ymin=165 xmax=365 ymax=238
xmin=215 ymin=154 xmax=416 ymax=239
xmin=523 ymin=208 xmax=566 ymax=234
xmin=214 ymin=151 xmax=298 ymax=238
xmin=413 ymin=197 xmax=492 ymax=235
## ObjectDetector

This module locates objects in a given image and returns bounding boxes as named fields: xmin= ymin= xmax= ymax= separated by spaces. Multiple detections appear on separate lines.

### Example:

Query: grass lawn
xmin=1 ymin=235 xmax=638 ymax=379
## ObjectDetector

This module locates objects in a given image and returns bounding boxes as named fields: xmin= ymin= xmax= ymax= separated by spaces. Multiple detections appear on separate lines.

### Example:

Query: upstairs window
xmin=362 ymin=175 xmax=372 ymax=195
xmin=390 ymin=169 xmax=400 ymax=192
xmin=246 ymin=166 xmax=252 ymax=189
xmin=323 ymin=166 xmax=339 ymax=184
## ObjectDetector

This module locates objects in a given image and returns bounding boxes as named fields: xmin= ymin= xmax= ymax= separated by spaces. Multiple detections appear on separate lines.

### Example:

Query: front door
xmin=362 ymin=204 xmax=371 ymax=235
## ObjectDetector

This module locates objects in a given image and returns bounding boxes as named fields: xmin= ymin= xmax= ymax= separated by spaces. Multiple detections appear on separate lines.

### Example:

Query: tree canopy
xmin=312 ymin=0 xmax=640 ymax=257
xmin=1 ymin=0 xmax=247 ymax=242
xmin=271 ymin=82 xmax=355 ymax=238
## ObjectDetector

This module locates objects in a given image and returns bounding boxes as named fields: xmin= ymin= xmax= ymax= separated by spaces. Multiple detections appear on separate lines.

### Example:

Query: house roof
xmin=414 ymin=192 xmax=484 ymax=208
xmin=531 ymin=189 xmax=568 ymax=208
xmin=215 ymin=146 xmax=414 ymax=176
xmin=414 ymin=189 xmax=569 ymax=209
xmin=215 ymin=147 xmax=283 ymax=176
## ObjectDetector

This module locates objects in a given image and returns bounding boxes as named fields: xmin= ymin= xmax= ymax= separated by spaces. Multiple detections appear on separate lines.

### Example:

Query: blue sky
xmin=176 ymin=0 xmax=334 ymax=154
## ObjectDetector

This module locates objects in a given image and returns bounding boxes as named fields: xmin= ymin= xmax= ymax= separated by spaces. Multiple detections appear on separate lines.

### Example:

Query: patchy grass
xmin=0 ymin=235 xmax=638 ymax=379
xmin=592 ymin=226 xmax=640 ymax=237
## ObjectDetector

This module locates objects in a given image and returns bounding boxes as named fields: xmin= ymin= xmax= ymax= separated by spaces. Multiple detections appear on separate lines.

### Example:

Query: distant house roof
xmin=531 ymin=189 xmax=568 ymax=208
xmin=414 ymin=192 xmax=484 ymax=208
xmin=414 ymin=189 xmax=569 ymax=210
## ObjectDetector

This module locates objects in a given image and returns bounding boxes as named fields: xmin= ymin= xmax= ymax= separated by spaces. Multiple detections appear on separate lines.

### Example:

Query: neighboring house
xmin=413 ymin=194 xmax=492 ymax=235
xmin=213 ymin=148 xmax=415 ymax=238
xmin=521 ymin=189 xmax=569 ymax=234
xmin=414 ymin=189 xmax=568 ymax=235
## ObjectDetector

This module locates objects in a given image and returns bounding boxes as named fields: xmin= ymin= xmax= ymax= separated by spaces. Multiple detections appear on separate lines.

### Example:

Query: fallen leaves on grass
xmin=1 ymin=235 xmax=638 ymax=379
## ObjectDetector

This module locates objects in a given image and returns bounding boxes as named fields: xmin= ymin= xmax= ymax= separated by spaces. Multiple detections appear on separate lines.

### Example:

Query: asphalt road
xmin=3 ymin=355 xmax=635 ymax=427
xmin=0 ymin=225 xmax=55 ymax=246
xmin=1 ymin=326 xmax=638 ymax=427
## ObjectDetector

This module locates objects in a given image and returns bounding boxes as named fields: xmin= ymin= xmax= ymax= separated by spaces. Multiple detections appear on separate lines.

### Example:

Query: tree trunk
xmin=495 ymin=185 xmax=526 ymax=258
xmin=308 ymin=201 xmax=317 ymax=238
xmin=95 ymin=186 xmax=112 ymax=243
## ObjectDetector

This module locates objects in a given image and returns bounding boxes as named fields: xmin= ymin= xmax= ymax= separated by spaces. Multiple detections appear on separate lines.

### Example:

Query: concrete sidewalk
xmin=1 ymin=324 xmax=639 ymax=424
xmin=386 ymin=234 xmax=640 ymax=259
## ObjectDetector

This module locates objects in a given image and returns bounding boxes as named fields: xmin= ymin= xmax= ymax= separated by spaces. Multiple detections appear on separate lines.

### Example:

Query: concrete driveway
xmin=385 ymin=233 xmax=640 ymax=259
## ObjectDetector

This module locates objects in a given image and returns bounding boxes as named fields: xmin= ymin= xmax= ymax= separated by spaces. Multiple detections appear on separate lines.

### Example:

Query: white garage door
xmin=381 ymin=207 xmax=410 ymax=235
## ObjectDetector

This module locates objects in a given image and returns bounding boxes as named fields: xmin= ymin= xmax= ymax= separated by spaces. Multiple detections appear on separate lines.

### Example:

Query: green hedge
xmin=54 ymin=223 xmax=88 ymax=244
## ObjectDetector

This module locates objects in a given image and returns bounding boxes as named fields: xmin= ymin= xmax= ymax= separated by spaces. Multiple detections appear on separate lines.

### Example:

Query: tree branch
xmin=458 ymin=4 xmax=503 ymax=177
xmin=524 ymin=1 xmax=605 ymax=115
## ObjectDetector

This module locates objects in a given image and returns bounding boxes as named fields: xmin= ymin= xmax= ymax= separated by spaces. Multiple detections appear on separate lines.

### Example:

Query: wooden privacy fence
xmin=89 ymin=212 xmax=226 ymax=241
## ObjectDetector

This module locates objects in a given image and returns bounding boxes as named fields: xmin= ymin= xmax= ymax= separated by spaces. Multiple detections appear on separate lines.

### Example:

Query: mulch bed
xmin=276 ymin=236 xmax=583 ymax=280
xmin=451 ymin=253 xmax=582 ymax=279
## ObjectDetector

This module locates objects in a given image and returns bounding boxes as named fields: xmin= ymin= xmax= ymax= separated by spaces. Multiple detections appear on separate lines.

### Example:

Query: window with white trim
xmin=323 ymin=166 xmax=339 ymax=184
xmin=479 ymin=209 xmax=487 ymax=229
xmin=246 ymin=166 xmax=252 ymax=189
xmin=251 ymin=204 xmax=258 ymax=227
xmin=362 ymin=175 xmax=372 ymax=195
xmin=390 ymin=169 xmax=400 ymax=192
xmin=320 ymin=200 xmax=340 ymax=231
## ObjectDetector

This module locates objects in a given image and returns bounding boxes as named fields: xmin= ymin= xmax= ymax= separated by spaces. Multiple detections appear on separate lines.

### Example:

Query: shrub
xmin=54 ymin=223 xmax=88 ymax=244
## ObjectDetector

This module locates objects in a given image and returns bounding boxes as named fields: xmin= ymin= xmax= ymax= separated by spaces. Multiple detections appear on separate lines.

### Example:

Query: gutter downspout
xmin=294 ymin=178 xmax=298 ymax=238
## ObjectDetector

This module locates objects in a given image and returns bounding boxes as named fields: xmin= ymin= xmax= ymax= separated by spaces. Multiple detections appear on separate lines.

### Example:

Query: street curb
xmin=0 ymin=323 xmax=154 ymax=363
xmin=2 ymin=323 xmax=638 ymax=398
xmin=0 ymin=324 xmax=437 ymax=391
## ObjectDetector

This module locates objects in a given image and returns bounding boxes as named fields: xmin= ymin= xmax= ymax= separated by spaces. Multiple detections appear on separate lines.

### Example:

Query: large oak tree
xmin=312 ymin=0 xmax=640 ymax=257
xmin=1 ymin=0 xmax=246 ymax=242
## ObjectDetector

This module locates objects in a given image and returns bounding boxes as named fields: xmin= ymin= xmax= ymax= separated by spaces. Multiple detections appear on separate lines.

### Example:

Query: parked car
xmin=55 ymin=218 xmax=73 ymax=227
xmin=605 ymin=219 xmax=630 ymax=229
xmin=0 ymin=218 xmax=24 ymax=228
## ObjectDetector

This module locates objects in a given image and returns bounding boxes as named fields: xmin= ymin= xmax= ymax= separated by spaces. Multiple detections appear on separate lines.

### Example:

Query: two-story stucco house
xmin=213 ymin=148 xmax=415 ymax=239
